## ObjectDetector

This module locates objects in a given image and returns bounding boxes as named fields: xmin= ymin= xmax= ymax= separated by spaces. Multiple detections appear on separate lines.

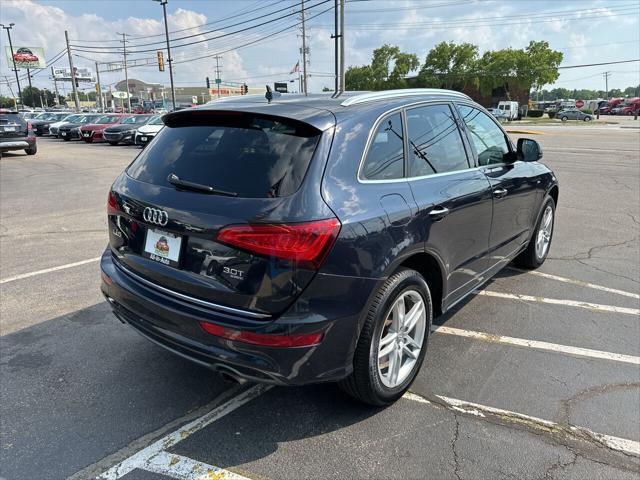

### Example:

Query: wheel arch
xmin=397 ymin=251 xmax=445 ymax=317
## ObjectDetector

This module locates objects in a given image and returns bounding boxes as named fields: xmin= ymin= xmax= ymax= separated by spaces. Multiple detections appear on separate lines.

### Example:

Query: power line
xmin=69 ymin=0 xmax=331 ymax=53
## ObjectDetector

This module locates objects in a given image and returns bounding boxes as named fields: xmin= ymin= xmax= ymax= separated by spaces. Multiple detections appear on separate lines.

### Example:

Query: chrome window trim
xmin=357 ymin=99 xmax=481 ymax=184
xmin=114 ymin=259 xmax=271 ymax=319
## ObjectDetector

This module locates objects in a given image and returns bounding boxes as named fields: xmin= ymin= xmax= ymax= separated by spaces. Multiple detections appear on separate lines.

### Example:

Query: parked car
xmin=0 ymin=109 xmax=37 ymax=156
xmin=487 ymin=107 xmax=508 ymax=121
xmin=49 ymin=114 xmax=82 ymax=138
xmin=101 ymin=89 xmax=559 ymax=405
xmin=103 ymin=114 xmax=153 ymax=145
xmin=58 ymin=114 xmax=104 ymax=140
xmin=133 ymin=114 xmax=164 ymax=146
xmin=80 ymin=114 xmax=126 ymax=143
xmin=557 ymin=109 xmax=592 ymax=122
xmin=497 ymin=100 xmax=520 ymax=120
xmin=611 ymin=106 xmax=626 ymax=115
xmin=30 ymin=112 xmax=73 ymax=136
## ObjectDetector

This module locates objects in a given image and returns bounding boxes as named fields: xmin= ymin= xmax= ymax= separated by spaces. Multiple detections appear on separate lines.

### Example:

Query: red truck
xmin=621 ymin=98 xmax=640 ymax=116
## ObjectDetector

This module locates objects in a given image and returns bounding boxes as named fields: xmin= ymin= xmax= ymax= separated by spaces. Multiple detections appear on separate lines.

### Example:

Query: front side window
xmin=406 ymin=104 xmax=469 ymax=176
xmin=458 ymin=105 xmax=510 ymax=166
xmin=361 ymin=112 xmax=404 ymax=180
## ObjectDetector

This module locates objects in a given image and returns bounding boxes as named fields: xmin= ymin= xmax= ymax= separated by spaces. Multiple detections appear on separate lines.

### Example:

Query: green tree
xmin=345 ymin=44 xmax=419 ymax=90
xmin=418 ymin=41 xmax=479 ymax=89
xmin=0 ymin=95 xmax=17 ymax=108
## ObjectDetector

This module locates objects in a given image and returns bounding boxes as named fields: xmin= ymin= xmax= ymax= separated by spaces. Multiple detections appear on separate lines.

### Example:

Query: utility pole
xmin=1 ymin=23 xmax=22 ymax=105
xmin=26 ymin=68 xmax=32 ymax=89
xmin=603 ymin=71 xmax=611 ymax=99
xmin=154 ymin=0 xmax=176 ymax=110
xmin=339 ymin=0 xmax=345 ymax=91
xmin=119 ymin=32 xmax=132 ymax=113
xmin=331 ymin=0 xmax=339 ymax=93
xmin=51 ymin=67 xmax=60 ymax=105
xmin=95 ymin=61 xmax=104 ymax=113
xmin=300 ymin=0 xmax=309 ymax=95
xmin=214 ymin=55 xmax=222 ymax=99
xmin=65 ymin=30 xmax=81 ymax=111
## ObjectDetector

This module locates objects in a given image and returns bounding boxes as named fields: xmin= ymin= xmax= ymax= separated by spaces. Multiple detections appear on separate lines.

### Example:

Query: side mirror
xmin=517 ymin=138 xmax=543 ymax=162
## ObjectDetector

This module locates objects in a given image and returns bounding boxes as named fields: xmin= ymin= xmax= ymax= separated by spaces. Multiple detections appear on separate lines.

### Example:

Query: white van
xmin=497 ymin=101 xmax=519 ymax=120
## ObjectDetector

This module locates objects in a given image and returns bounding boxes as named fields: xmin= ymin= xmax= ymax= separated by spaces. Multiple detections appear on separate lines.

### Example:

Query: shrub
xmin=547 ymin=111 xmax=556 ymax=119
xmin=527 ymin=110 xmax=544 ymax=118
xmin=580 ymin=108 xmax=593 ymax=114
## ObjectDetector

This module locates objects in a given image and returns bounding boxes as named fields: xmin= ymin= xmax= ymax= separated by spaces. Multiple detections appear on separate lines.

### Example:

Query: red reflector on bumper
xmin=199 ymin=321 xmax=323 ymax=347
xmin=101 ymin=271 xmax=113 ymax=286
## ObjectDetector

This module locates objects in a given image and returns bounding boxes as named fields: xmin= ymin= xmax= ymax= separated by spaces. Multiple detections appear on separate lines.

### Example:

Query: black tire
xmin=25 ymin=146 xmax=37 ymax=155
xmin=63 ymin=137 xmax=71 ymax=141
xmin=584 ymin=116 xmax=591 ymax=122
xmin=561 ymin=116 xmax=568 ymax=122
xmin=108 ymin=141 xmax=119 ymax=146
xmin=514 ymin=196 xmax=556 ymax=269
xmin=338 ymin=268 xmax=432 ymax=406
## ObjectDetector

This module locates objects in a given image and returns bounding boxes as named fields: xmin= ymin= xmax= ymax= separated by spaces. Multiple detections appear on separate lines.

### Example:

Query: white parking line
xmin=476 ymin=290 xmax=639 ymax=316
xmin=143 ymin=451 xmax=251 ymax=480
xmin=508 ymin=268 xmax=640 ymax=299
xmin=402 ymin=393 xmax=640 ymax=457
xmin=432 ymin=325 xmax=640 ymax=365
xmin=0 ymin=257 xmax=101 ymax=284
xmin=98 ymin=384 xmax=272 ymax=479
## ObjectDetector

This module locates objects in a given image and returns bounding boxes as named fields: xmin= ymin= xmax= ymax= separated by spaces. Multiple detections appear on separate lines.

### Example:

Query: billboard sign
xmin=274 ymin=82 xmax=288 ymax=93
xmin=52 ymin=67 xmax=94 ymax=83
xmin=5 ymin=46 xmax=46 ymax=69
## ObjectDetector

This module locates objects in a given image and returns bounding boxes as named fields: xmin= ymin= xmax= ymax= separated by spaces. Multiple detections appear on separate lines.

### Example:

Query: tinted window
xmin=458 ymin=105 xmax=510 ymax=166
xmin=361 ymin=112 xmax=404 ymax=180
xmin=95 ymin=115 xmax=119 ymax=124
xmin=0 ymin=112 xmax=25 ymax=126
xmin=148 ymin=115 xmax=164 ymax=125
xmin=127 ymin=112 xmax=321 ymax=198
xmin=406 ymin=104 xmax=469 ymax=176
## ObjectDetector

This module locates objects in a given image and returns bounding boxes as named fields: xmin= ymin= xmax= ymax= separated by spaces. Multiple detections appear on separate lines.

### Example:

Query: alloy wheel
xmin=535 ymin=205 xmax=553 ymax=259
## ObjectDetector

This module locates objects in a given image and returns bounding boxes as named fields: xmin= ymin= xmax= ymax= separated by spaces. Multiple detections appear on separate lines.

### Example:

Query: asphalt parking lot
xmin=1 ymin=122 xmax=639 ymax=480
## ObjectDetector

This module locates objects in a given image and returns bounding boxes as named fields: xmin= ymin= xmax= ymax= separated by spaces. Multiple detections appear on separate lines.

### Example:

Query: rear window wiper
xmin=167 ymin=173 xmax=238 ymax=197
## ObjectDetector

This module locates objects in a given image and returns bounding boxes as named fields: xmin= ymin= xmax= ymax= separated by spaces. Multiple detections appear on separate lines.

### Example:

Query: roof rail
xmin=340 ymin=88 xmax=471 ymax=107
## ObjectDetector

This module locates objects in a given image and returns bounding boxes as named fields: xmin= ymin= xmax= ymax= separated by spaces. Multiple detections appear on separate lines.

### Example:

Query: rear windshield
xmin=0 ymin=113 xmax=25 ymax=126
xmin=127 ymin=112 xmax=321 ymax=198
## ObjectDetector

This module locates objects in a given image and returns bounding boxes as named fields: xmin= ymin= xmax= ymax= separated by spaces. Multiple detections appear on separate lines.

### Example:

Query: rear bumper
xmin=0 ymin=138 xmax=35 ymax=151
xmin=100 ymin=249 xmax=377 ymax=385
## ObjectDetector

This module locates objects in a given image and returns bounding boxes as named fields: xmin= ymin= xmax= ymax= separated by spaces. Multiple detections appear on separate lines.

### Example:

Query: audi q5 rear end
xmin=102 ymin=90 xmax=557 ymax=405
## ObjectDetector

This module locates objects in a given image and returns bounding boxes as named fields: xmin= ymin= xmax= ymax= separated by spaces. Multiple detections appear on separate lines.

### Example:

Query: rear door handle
xmin=428 ymin=206 xmax=450 ymax=219
xmin=493 ymin=188 xmax=508 ymax=199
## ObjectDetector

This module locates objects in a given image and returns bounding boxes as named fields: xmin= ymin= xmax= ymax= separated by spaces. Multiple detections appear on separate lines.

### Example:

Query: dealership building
xmin=110 ymin=78 xmax=264 ymax=107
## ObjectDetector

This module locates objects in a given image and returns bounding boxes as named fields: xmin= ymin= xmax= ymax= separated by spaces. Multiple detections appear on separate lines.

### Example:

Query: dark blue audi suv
xmin=101 ymin=89 xmax=558 ymax=405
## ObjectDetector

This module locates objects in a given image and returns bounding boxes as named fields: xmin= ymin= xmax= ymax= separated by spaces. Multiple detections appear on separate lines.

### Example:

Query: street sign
xmin=192 ymin=96 xmax=198 ymax=104
xmin=215 ymin=78 xmax=222 ymax=84
xmin=274 ymin=82 xmax=288 ymax=93
xmin=575 ymin=99 xmax=584 ymax=109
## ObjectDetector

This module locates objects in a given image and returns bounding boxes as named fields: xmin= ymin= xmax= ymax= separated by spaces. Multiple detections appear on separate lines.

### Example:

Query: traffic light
xmin=206 ymin=77 xmax=210 ymax=89
xmin=242 ymin=83 xmax=248 ymax=95
xmin=157 ymin=51 xmax=165 ymax=72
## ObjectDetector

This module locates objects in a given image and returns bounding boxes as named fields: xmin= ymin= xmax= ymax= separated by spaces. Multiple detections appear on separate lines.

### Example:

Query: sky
xmin=0 ymin=0 xmax=638 ymax=99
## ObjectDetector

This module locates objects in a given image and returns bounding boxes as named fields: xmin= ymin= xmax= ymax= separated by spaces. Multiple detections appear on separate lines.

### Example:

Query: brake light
xmin=107 ymin=191 xmax=118 ymax=215
xmin=27 ymin=122 xmax=32 ymax=131
xmin=217 ymin=218 xmax=341 ymax=269
xmin=199 ymin=322 xmax=324 ymax=347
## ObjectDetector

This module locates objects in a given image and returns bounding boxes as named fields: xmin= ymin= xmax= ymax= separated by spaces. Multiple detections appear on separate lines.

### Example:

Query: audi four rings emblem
xmin=143 ymin=207 xmax=169 ymax=226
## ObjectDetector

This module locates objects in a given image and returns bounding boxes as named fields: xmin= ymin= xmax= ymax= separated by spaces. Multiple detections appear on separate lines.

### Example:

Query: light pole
xmin=153 ymin=0 xmax=176 ymax=111
xmin=1 ymin=23 xmax=22 ymax=105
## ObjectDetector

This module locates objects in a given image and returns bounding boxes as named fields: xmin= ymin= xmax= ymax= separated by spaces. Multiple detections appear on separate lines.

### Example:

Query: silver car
xmin=558 ymin=109 xmax=593 ymax=122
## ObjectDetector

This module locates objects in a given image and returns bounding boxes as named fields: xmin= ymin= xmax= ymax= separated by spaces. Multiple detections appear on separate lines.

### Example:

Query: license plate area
xmin=143 ymin=228 xmax=182 ymax=267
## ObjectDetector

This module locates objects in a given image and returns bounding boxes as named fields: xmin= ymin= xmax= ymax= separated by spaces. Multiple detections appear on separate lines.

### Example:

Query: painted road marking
xmin=476 ymin=290 xmax=639 ymax=316
xmin=0 ymin=257 xmax=100 ymax=284
xmin=433 ymin=325 xmax=640 ymax=365
xmin=403 ymin=393 xmax=640 ymax=457
xmin=508 ymin=268 xmax=640 ymax=299
xmin=143 ymin=451 xmax=251 ymax=480
xmin=98 ymin=384 xmax=272 ymax=479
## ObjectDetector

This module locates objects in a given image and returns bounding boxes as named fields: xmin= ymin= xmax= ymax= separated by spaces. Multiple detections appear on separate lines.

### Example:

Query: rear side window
xmin=406 ymin=104 xmax=469 ymax=176
xmin=361 ymin=112 xmax=404 ymax=180
xmin=127 ymin=112 xmax=321 ymax=198
xmin=457 ymin=105 xmax=510 ymax=166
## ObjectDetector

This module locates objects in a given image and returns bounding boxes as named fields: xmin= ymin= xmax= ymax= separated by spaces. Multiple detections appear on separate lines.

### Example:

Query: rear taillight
xmin=27 ymin=122 xmax=32 ymax=130
xmin=107 ymin=191 xmax=118 ymax=215
xmin=199 ymin=321 xmax=324 ymax=347
xmin=217 ymin=218 xmax=341 ymax=269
